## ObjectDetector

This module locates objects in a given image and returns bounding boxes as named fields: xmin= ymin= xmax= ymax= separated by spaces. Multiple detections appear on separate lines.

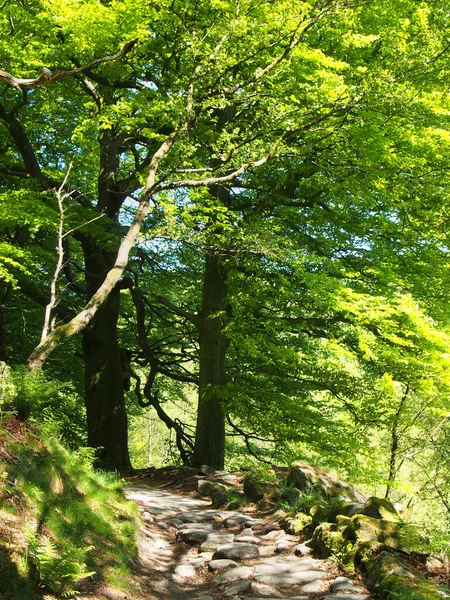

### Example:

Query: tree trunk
xmin=80 ymin=126 xmax=131 ymax=471
xmin=193 ymin=253 xmax=229 ymax=469
xmin=82 ymin=289 xmax=131 ymax=471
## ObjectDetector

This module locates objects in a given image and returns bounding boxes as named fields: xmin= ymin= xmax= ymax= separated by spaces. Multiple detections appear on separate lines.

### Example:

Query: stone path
xmin=125 ymin=484 xmax=371 ymax=600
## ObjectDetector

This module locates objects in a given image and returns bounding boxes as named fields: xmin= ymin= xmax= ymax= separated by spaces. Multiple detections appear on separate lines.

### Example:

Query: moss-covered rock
xmin=281 ymin=512 xmax=313 ymax=534
xmin=287 ymin=461 xmax=365 ymax=502
xmin=362 ymin=497 xmax=401 ymax=522
xmin=311 ymin=522 xmax=349 ymax=559
xmin=243 ymin=475 xmax=278 ymax=503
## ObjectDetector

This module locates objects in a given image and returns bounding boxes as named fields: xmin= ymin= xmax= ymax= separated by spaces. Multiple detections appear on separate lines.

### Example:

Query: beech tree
xmin=1 ymin=0 xmax=450 ymax=471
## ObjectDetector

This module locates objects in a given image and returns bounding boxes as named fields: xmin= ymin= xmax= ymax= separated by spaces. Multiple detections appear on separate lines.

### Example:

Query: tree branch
xmin=0 ymin=39 xmax=138 ymax=90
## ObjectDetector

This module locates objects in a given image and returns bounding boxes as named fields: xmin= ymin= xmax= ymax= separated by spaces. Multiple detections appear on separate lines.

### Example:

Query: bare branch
xmin=0 ymin=39 xmax=138 ymax=90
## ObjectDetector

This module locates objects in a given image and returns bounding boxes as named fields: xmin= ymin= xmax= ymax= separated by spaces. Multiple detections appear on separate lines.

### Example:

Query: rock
xmin=174 ymin=564 xmax=196 ymax=578
xmin=322 ymin=595 xmax=369 ymax=600
xmin=166 ymin=517 xmax=183 ymax=527
xmin=208 ymin=559 xmax=238 ymax=572
xmin=198 ymin=479 xmax=226 ymax=496
xmin=178 ymin=465 xmax=198 ymax=476
xmin=182 ymin=557 xmax=205 ymax=569
xmin=254 ymin=569 xmax=328 ymax=585
xmin=198 ymin=464 xmax=216 ymax=475
xmin=287 ymin=460 xmax=365 ymax=502
xmin=200 ymin=532 xmax=235 ymax=551
xmin=213 ymin=542 xmax=260 ymax=561
xmin=143 ymin=511 xmax=154 ymax=523
xmin=211 ymin=486 xmax=229 ymax=507
xmin=365 ymin=551 xmax=416 ymax=590
xmin=262 ymin=529 xmax=284 ymax=540
xmin=275 ymin=539 xmax=292 ymax=553
xmin=330 ymin=577 xmax=361 ymax=593
xmin=250 ymin=582 xmax=282 ymax=596
xmin=282 ymin=512 xmax=312 ymax=534
xmin=311 ymin=522 xmax=347 ymax=558
xmin=240 ymin=526 xmax=254 ymax=536
xmin=215 ymin=566 xmax=254 ymax=583
xmin=243 ymin=474 xmax=278 ymax=503
xmin=178 ymin=511 xmax=216 ymax=523
xmin=176 ymin=529 xmax=209 ymax=544
xmin=294 ymin=543 xmax=312 ymax=557
xmin=223 ymin=515 xmax=255 ymax=528
xmin=196 ymin=597 xmax=214 ymax=600
xmin=283 ymin=487 xmax=302 ymax=506
xmin=301 ymin=579 xmax=328 ymax=593
xmin=177 ymin=522 xmax=217 ymax=531
xmin=362 ymin=497 xmax=401 ymax=522
xmin=235 ymin=535 xmax=261 ymax=544
xmin=223 ymin=580 xmax=252 ymax=596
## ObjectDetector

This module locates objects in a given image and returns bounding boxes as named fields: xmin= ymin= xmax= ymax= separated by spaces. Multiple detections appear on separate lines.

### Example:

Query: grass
xmin=0 ymin=417 xmax=139 ymax=599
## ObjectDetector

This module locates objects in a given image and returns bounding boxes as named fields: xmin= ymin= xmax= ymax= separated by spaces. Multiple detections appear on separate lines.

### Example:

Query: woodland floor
xmin=76 ymin=469 xmax=372 ymax=600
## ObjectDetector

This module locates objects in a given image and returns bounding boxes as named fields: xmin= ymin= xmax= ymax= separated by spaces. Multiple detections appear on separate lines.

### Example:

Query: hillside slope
xmin=0 ymin=417 xmax=139 ymax=599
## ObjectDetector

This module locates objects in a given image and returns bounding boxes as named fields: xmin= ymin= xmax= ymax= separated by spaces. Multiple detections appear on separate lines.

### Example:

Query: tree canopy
xmin=1 ymin=0 xmax=450 ymax=532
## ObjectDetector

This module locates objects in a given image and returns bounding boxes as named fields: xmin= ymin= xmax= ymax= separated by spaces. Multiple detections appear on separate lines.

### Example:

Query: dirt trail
xmin=122 ymin=483 xmax=372 ymax=600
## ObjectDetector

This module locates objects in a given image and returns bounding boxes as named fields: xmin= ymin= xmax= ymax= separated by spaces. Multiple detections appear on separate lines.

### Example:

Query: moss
xmin=378 ymin=575 xmax=448 ymax=600
xmin=363 ymin=497 xmax=401 ymax=522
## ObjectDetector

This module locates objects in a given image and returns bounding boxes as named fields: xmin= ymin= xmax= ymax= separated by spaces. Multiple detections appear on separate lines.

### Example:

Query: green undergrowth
xmin=0 ymin=418 xmax=139 ymax=599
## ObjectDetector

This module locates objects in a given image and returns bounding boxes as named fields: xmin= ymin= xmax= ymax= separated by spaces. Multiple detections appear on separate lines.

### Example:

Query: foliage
xmin=0 ymin=419 xmax=139 ymax=599
xmin=25 ymin=529 xmax=94 ymax=598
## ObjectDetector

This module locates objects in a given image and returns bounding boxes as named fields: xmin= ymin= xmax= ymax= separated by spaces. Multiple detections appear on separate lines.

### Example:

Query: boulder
xmin=197 ymin=479 xmax=228 ymax=507
xmin=287 ymin=460 xmax=365 ymax=502
xmin=362 ymin=497 xmax=401 ymax=522
xmin=243 ymin=474 xmax=275 ymax=502
xmin=198 ymin=464 xmax=216 ymax=475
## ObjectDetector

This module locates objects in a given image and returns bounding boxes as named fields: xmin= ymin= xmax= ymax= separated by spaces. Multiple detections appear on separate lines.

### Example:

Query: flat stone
xmin=166 ymin=518 xmax=183 ymax=527
xmin=275 ymin=539 xmax=292 ymax=553
xmin=255 ymin=557 xmax=321 ymax=574
xmin=213 ymin=542 xmax=260 ymax=561
xmin=301 ymin=579 xmax=328 ymax=593
xmin=174 ymin=564 xmax=196 ymax=578
xmin=294 ymin=543 xmax=312 ymax=557
xmin=262 ymin=529 xmax=284 ymax=540
xmin=176 ymin=529 xmax=209 ymax=544
xmin=178 ymin=511 xmax=216 ymax=523
xmin=322 ymin=595 xmax=369 ymax=600
xmin=208 ymin=559 xmax=238 ymax=572
xmin=330 ymin=577 xmax=365 ymax=593
xmin=177 ymin=522 xmax=217 ymax=531
xmin=196 ymin=597 xmax=214 ymax=600
xmin=254 ymin=569 xmax=328 ymax=585
xmin=215 ymin=566 xmax=254 ymax=584
xmin=201 ymin=532 xmax=235 ymax=551
xmin=250 ymin=581 xmax=281 ymax=597
xmin=223 ymin=515 xmax=255 ymax=528
xmin=182 ymin=557 xmax=205 ymax=568
xmin=223 ymin=580 xmax=252 ymax=596
xmin=235 ymin=535 xmax=261 ymax=544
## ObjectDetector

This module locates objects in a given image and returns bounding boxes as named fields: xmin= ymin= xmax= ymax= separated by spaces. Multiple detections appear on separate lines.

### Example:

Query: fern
xmin=26 ymin=530 xmax=95 ymax=597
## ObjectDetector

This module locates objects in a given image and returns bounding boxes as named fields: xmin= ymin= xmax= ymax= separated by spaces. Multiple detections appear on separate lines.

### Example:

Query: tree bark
xmin=192 ymin=253 xmax=229 ymax=469
xmin=82 ymin=289 xmax=131 ymax=470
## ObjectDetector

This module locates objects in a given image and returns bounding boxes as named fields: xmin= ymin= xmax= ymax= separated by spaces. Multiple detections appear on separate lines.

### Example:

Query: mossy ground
xmin=0 ymin=417 xmax=139 ymax=599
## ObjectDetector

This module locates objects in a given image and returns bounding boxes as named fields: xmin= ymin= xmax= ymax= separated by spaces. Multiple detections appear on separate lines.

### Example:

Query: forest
xmin=1 ymin=0 xmax=450 ymax=558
